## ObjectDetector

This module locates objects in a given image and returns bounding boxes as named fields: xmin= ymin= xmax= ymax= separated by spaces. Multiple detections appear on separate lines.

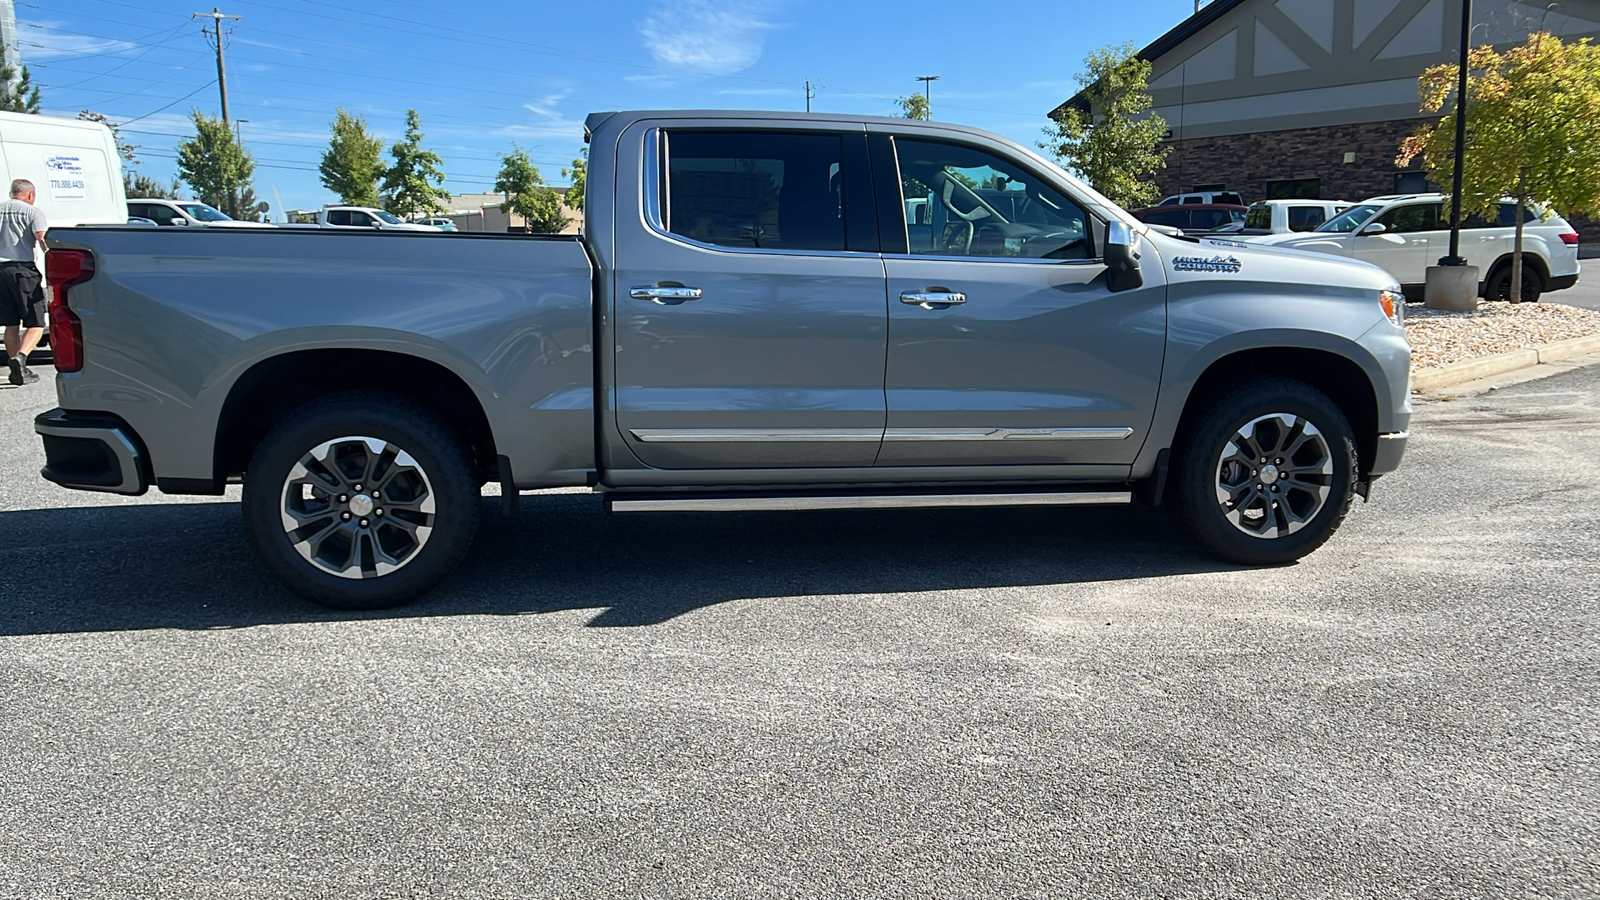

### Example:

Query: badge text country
xmin=1173 ymin=255 xmax=1243 ymax=273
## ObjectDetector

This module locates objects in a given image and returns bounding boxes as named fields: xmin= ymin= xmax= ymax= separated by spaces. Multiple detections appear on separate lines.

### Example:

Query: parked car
xmin=315 ymin=206 xmax=441 ymax=231
xmin=126 ymin=198 xmax=273 ymax=228
xmin=1231 ymin=199 xmax=1353 ymax=235
xmin=1158 ymin=190 xmax=1245 ymax=207
xmin=1245 ymin=193 xmax=1580 ymax=301
xmin=416 ymin=217 xmax=459 ymax=232
xmin=1129 ymin=204 xmax=1247 ymax=234
xmin=36 ymin=109 xmax=1410 ymax=610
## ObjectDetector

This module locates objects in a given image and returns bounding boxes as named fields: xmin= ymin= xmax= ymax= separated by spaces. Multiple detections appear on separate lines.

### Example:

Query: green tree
xmin=381 ymin=109 xmax=449 ymax=219
xmin=896 ymin=93 xmax=930 ymax=120
xmin=78 ymin=111 xmax=137 ymax=162
xmin=235 ymin=186 xmax=271 ymax=222
xmin=175 ymin=109 xmax=255 ymax=218
xmin=495 ymin=147 xmax=569 ymax=233
xmin=1040 ymin=43 xmax=1169 ymax=209
xmin=1398 ymin=32 xmax=1600 ymax=302
xmin=563 ymin=147 xmax=587 ymax=212
xmin=0 ymin=64 xmax=41 ymax=114
xmin=124 ymin=172 xmax=183 ymax=199
xmin=319 ymin=108 xmax=386 ymax=207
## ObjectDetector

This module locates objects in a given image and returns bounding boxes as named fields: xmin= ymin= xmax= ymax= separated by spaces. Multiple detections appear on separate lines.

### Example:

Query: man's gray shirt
xmin=0 ymin=199 xmax=48 ymax=262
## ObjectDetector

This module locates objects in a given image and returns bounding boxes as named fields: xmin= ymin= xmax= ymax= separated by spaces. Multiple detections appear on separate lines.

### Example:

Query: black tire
xmin=242 ymin=392 xmax=480 ymax=610
xmin=1172 ymin=377 xmax=1357 ymax=566
xmin=1484 ymin=262 xmax=1544 ymax=302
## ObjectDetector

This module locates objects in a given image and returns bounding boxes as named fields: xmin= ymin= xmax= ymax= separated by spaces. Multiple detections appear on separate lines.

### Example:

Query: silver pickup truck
xmin=35 ymin=110 xmax=1410 ymax=609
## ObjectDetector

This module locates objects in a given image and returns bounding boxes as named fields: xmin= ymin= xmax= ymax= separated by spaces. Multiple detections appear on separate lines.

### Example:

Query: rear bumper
xmin=34 ymin=408 xmax=150 ymax=495
xmin=1548 ymin=273 xmax=1578 ymax=292
xmin=1370 ymin=430 xmax=1408 ymax=477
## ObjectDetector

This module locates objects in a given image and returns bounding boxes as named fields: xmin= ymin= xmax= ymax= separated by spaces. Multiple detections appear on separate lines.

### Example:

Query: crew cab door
xmin=873 ymin=133 xmax=1167 ymax=468
xmin=607 ymin=123 xmax=886 ymax=469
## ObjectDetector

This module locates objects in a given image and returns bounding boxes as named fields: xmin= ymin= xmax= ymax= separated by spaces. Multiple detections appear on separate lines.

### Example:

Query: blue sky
xmin=22 ymin=0 xmax=1207 ymax=217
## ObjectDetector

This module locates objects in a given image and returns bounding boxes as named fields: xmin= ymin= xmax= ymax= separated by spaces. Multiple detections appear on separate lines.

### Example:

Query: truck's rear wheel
xmin=242 ymin=393 xmax=479 ymax=609
xmin=1173 ymin=378 xmax=1356 ymax=566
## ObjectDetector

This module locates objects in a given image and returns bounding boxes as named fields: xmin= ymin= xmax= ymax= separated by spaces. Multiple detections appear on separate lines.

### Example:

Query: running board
xmin=606 ymin=489 xmax=1132 ymax=513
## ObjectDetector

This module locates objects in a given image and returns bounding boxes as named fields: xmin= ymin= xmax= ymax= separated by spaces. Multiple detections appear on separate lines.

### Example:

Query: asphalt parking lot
xmin=2 ymin=364 xmax=1597 ymax=899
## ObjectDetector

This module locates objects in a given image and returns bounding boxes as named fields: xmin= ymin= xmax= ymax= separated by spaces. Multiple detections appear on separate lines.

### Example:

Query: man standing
xmin=1 ymin=178 xmax=49 ymax=386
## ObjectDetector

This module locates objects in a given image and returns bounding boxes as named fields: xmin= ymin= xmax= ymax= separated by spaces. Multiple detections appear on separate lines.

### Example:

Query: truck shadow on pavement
xmin=0 ymin=494 xmax=1242 ymax=635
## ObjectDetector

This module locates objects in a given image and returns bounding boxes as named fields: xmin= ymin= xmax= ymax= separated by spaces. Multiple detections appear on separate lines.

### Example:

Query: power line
xmin=119 ymin=79 xmax=219 ymax=125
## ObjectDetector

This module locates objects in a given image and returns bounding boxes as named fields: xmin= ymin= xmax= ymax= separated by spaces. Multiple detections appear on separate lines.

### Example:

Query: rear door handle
xmin=900 ymin=290 xmax=967 ymax=309
xmin=630 ymin=285 xmax=703 ymax=304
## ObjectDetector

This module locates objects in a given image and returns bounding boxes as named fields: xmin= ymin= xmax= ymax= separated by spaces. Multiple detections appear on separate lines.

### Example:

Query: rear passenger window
xmin=327 ymin=210 xmax=351 ymax=226
xmin=1287 ymin=206 xmax=1325 ymax=231
xmin=663 ymin=130 xmax=845 ymax=251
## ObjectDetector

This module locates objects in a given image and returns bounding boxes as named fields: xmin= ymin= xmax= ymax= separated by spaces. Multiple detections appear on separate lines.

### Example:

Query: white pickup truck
xmin=313 ymin=206 xmax=441 ymax=231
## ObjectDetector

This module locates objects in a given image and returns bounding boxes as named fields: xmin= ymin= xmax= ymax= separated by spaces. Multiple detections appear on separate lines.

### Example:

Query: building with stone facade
xmin=1053 ymin=0 xmax=1600 ymax=206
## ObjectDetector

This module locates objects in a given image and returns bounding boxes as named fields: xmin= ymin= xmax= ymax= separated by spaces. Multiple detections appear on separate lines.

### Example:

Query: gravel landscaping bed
xmin=1404 ymin=299 xmax=1600 ymax=369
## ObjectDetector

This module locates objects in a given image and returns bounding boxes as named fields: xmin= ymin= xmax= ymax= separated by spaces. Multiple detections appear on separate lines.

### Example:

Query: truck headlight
xmin=1379 ymin=289 xmax=1405 ymax=327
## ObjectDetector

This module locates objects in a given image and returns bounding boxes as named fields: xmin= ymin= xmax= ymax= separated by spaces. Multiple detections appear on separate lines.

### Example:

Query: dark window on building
xmin=1191 ymin=183 xmax=1226 ymax=191
xmin=1287 ymin=206 xmax=1327 ymax=231
xmin=1266 ymin=178 xmax=1321 ymax=200
xmin=1212 ymin=192 xmax=1244 ymax=206
xmin=1393 ymin=172 xmax=1429 ymax=194
xmin=664 ymin=130 xmax=845 ymax=252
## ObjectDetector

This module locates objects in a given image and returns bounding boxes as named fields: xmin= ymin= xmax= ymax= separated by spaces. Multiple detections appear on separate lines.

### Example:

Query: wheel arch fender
xmin=1138 ymin=329 xmax=1392 ymax=481
xmin=209 ymin=333 xmax=502 ymax=489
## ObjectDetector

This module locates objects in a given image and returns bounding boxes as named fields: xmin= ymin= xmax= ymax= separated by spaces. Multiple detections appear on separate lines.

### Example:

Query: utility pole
xmin=917 ymin=75 xmax=939 ymax=119
xmin=805 ymin=80 xmax=815 ymax=113
xmin=192 ymin=7 xmax=241 ymax=124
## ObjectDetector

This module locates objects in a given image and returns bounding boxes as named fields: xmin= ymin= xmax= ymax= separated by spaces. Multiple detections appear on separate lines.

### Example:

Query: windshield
xmin=373 ymin=210 xmax=403 ymax=224
xmin=177 ymin=203 xmax=233 ymax=222
xmin=1315 ymin=204 xmax=1380 ymax=233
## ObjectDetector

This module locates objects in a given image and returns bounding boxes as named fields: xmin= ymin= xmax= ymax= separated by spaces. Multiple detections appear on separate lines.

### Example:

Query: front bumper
xmin=34 ymin=408 xmax=150 ymax=495
xmin=1370 ymin=431 xmax=1408 ymax=477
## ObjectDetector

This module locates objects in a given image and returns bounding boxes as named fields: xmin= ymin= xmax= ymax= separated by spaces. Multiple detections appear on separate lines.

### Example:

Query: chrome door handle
xmin=630 ymin=285 xmax=703 ymax=304
xmin=900 ymin=290 xmax=967 ymax=309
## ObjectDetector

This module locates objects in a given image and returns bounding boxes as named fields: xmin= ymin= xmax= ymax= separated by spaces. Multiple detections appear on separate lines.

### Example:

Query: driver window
xmin=894 ymin=138 xmax=1092 ymax=260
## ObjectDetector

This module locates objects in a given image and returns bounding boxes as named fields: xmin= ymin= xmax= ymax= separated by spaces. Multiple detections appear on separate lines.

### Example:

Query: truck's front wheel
xmin=242 ymin=393 xmax=480 ymax=609
xmin=1173 ymin=378 xmax=1356 ymax=566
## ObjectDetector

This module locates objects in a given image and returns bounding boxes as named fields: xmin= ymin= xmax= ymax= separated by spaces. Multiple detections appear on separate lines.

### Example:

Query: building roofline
xmin=1048 ymin=0 xmax=1249 ymax=119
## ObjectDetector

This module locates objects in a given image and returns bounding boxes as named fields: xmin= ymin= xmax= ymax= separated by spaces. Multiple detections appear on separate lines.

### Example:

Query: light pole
xmin=916 ymin=75 xmax=939 ymax=119
xmin=1443 ymin=0 xmax=1472 ymax=266
xmin=234 ymin=118 xmax=248 ymax=143
xmin=1424 ymin=0 xmax=1477 ymax=311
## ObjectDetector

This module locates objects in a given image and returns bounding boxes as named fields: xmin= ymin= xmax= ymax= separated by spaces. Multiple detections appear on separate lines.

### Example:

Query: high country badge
xmin=1173 ymin=255 xmax=1243 ymax=273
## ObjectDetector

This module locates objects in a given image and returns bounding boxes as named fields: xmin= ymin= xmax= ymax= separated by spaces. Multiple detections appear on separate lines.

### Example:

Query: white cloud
xmin=495 ymin=92 xmax=585 ymax=143
xmin=22 ymin=22 xmax=135 ymax=59
xmin=638 ymin=0 xmax=776 ymax=76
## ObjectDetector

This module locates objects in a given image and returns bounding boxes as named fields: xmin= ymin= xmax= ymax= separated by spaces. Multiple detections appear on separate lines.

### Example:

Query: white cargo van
xmin=0 ymin=110 xmax=128 ymax=227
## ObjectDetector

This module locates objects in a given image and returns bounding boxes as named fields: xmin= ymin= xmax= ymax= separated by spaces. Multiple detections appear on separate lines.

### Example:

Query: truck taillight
xmin=45 ymin=249 xmax=93 ymax=373
xmin=1560 ymin=232 xmax=1580 ymax=246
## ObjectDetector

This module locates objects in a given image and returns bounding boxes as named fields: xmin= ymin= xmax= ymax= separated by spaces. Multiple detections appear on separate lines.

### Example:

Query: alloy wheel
xmin=1213 ymin=413 xmax=1333 ymax=539
xmin=278 ymin=436 xmax=436 ymax=579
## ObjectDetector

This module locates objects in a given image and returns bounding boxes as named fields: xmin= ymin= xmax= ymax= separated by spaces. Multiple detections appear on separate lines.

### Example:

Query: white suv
xmin=1246 ymin=193 xmax=1580 ymax=301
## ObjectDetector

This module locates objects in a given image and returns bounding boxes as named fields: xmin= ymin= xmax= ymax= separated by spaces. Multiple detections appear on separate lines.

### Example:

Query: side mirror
xmin=170 ymin=218 xmax=189 ymax=226
xmin=1104 ymin=221 xmax=1144 ymax=293
xmin=1359 ymin=222 xmax=1388 ymax=236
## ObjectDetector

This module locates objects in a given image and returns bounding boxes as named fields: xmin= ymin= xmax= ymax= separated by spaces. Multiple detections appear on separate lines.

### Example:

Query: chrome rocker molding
xmin=885 ymin=427 xmax=1133 ymax=442
xmin=629 ymin=426 xmax=1134 ymax=443
xmin=608 ymin=490 xmax=1132 ymax=513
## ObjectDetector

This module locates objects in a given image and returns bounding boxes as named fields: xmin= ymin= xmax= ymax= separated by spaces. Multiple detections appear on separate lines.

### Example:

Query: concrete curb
xmin=1412 ymin=332 xmax=1600 ymax=392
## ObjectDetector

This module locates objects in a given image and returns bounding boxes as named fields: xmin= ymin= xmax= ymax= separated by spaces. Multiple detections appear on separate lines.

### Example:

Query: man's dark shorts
xmin=0 ymin=261 xmax=46 ymax=329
